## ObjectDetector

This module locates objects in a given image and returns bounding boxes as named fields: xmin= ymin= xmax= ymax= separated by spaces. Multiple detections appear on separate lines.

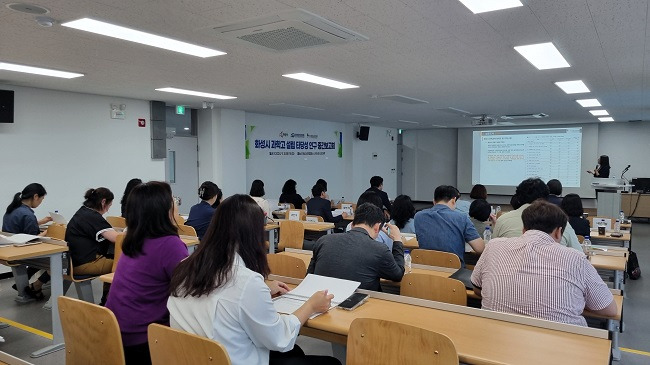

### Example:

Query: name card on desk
xmin=593 ymin=218 xmax=612 ymax=231
xmin=305 ymin=216 xmax=319 ymax=223
xmin=288 ymin=211 xmax=301 ymax=221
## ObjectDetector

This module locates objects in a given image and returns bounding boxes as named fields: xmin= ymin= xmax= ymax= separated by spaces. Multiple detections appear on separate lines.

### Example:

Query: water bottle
xmin=483 ymin=226 xmax=492 ymax=243
xmin=619 ymin=210 xmax=625 ymax=224
xmin=495 ymin=206 xmax=501 ymax=215
xmin=491 ymin=205 xmax=496 ymax=215
xmin=404 ymin=249 xmax=412 ymax=273
xmin=583 ymin=236 xmax=592 ymax=256
xmin=614 ymin=219 xmax=621 ymax=233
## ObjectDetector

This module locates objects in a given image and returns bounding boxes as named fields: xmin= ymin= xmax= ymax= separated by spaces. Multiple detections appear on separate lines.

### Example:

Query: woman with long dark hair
xmin=561 ymin=194 xmax=590 ymax=237
xmin=279 ymin=179 xmax=305 ymax=209
xmin=587 ymin=155 xmax=610 ymax=178
xmin=3 ymin=183 xmax=52 ymax=299
xmin=120 ymin=178 xmax=142 ymax=218
xmin=390 ymin=195 xmax=416 ymax=234
xmin=186 ymin=181 xmax=222 ymax=239
xmin=106 ymin=181 xmax=188 ymax=365
xmin=168 ymin=195 xmax=339 ymax=365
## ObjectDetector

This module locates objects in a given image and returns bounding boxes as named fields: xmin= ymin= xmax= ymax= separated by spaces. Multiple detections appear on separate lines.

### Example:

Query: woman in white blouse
xmin=249 ymin=179 xmax=272 ymax=218
xmin=168 ymin=194 xmax=340 ymax=365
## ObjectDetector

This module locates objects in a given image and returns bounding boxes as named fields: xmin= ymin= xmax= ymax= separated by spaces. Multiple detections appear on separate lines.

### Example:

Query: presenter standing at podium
xmin=587 ymin=155 xmax=610 ymax=178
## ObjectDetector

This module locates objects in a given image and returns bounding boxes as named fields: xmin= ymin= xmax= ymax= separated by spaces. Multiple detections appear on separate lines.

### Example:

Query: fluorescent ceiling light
xmin=0 ymin=62 xmax=83 ymax=78
xmin=458 ymin=0 xmax=523 ymax=14
xmin=576 ymin=99 xmax=601 ymax=107
xmin=598 ymin=117 xmax=614 ymax=122
xmin=62 ymin=18 xmax=225 ymax=58
xmin=155 ymin=87 xmax=236 ymax=100
xmin=183 ymin=127 xmax=190 ymax=130
xmin=555 ymin=80 xmax=590 ymax=94
xmin=282 ymin=73 xmax=359 ymax=89
xmin=514 ymin=42 xmax=570 ymax=70
xmin=590 ymin=110 xmax=609 ymax=116
xmin=350 ymin=113 xmax=381 ymax=119
xmin=431 ymin=124 xmax=447 ymax=128
xmin=398 ymin=120 xmax=420 ymax=124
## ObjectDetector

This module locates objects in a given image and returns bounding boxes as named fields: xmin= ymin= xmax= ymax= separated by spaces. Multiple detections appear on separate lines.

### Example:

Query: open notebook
xmin=0 ymin=233 xmax=40 ymax=246
xmin=273 ymin=274 xmax=360 ymax=318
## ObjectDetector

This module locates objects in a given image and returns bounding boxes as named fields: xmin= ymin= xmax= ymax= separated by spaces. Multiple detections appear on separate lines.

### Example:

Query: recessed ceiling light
xmin=282 ymin=73 xmax=359 ymax=89
xmin=590 ymin=110 xmax=609 ymax=116
xmin=598 ymin=117 xmax=614 ymax=122
xmin=514 ymin=42 xmax=570 ymax=70
xmin=269 ymin=103 xmax=324 ymax=111
xmin=398 ymin=120 xmax=420 ymax=124
xmin=155 ymin=87 xmax=236 ymax=100
xmin=555 ymin=80 xmax=590 ymax=94
xmin=349 ymin=113 xmax=381 ymax=119
xmin=576 ymin=99 xmax=601 ymax=107
xmin=62 ymin=18 xmax=226 ymax=58
xmin=458 ymin=0 xmax=523 ymax=14
xmin=431 ymin=124 xmax=446 ymax=128
xmin=0 ymin=61 xmax=83 ymax=78
xmin=183 ymin=127 xmax=190 ymax=130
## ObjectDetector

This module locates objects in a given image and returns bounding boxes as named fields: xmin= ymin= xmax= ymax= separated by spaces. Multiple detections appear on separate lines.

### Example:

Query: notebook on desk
xmin=49 ymin=211 xmax=67 ymax=224
xmin=449 ymin=268 xmax=474 ymax=290
xmin=273 ymin=274 xmax=360 ymax=318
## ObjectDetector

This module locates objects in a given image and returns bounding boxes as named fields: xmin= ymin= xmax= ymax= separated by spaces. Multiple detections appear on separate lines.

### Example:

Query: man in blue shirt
xmin=414 ymin=185 xmax=485 ymax=266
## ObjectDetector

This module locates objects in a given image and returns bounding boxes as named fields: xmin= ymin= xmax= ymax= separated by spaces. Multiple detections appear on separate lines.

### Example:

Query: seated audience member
xmin=308 ymin=203 xmax=404 ymax=291
xmin=185 ymin=181 xmax=222 ymax=239
xmin=414 ymin=185 xmax=484 ymax=266
xmin=168 ymin=195 xmax=340 ymax=365
xmin=120 ymin=178 xmax=142 ymax=218
xmin=561 ymin=194 xmax=590 ymax=237
xmin=547 ymin=179 xmax=563 ymax=206
xmin=307 ymin=184 xmax=347 ymax=223
xmin=3 ymin=183 xmax=52 ymax=299
xmin=346 ymin=191 xmax=393 ymax=249
xmin=66 ymin=187 xmax=120 ymax=304
xmin=471 ymin=201 xmax=616 ymax=326
xmin=365 ymin=176 xmax=392 ymax=214
xmin=389 ymin=195 xmax=416 ymax=234
xmin=279 ymin=179 xmax=305 ymax=210
xmin=469 ymin=184 xmax=488 ymax=201
xmin=510 ymin=194 xmax=522 ymax=210
xmin=306 ymin=178 xmax=329 ymax=201
xmin=469 ymin=199 xmax=495 ymax=237
xmin=106 ymin=182 xmax=188 ymax=365
xmin=249 ymin=179 xmax=271 ymax=218
xmin=493 ymin=178 xmax=581 ymax=251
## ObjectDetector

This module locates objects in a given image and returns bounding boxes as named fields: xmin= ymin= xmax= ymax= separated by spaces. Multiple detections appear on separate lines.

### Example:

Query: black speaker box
xmin=357 ymin=125 xmax=370 ymax=140
xmin=0 ymin=89 xmax=14 ymax=124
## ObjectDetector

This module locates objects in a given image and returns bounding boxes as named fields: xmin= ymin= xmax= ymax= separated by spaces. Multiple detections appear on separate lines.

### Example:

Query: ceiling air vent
xmin=212 ymin=9 xmax=368 ymax=51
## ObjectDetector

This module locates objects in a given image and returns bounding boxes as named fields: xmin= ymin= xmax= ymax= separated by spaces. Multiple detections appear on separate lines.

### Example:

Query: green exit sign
xmin=176 ymin=105 xmax=185 ymax=115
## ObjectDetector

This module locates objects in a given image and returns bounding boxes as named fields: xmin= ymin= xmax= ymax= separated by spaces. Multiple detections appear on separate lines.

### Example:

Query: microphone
xmin=621 ymin=165 xmax=631 ymax=182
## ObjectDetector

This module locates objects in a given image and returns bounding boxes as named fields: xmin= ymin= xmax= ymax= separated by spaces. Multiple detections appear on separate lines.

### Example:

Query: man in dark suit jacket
xmin=547 ymin=179 xmax=563 ymax=206
xmin=366 ymin=176 xmax=392 ymax=214
xmin=307 ymin=184 xmax=348 ymax=223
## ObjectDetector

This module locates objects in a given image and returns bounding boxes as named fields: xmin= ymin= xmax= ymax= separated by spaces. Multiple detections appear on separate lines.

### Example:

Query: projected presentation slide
xmin=472 ymin=128 xmax=582 ymax=187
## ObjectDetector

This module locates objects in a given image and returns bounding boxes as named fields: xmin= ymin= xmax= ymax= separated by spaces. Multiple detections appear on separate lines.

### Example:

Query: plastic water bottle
xmin=483 ymin=226 xmax=492 ymax=243
xmin=583 ymin=236 xmax=592 ymax=256
xmin=614 ymin=219 xmax=621 ymax=233
xmin=404 ymin=250 xmax=412 ymax=273
xmin=619 ymin=210 xmax=625 ymax=224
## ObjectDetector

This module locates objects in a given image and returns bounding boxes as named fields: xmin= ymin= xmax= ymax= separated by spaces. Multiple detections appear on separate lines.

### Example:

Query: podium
xmin=591 ymin=178 xmax=633 ymax=218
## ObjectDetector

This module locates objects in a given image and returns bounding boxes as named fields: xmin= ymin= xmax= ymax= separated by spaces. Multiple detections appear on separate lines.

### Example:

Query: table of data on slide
xmin=473 ymin=128 xmax=582 ymax=186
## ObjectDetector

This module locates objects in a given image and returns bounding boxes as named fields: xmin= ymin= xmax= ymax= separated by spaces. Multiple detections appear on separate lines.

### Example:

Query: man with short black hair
xmin=547 ymin=179 xmax=563 ymax=206
xmin=308 ymin=203 xmax=404 ymax=291
xmin=471 ymin=200 xmax=616 ymax=326
xmin=414 ymin=185 xmax=484 ymax=266
xmin=366 ymin=176 xmax=392 ymax=213
xmin=494 ymin=178 xmax=581 ymax=251
xmin=306 ymin=184 xmax=348 ymax=223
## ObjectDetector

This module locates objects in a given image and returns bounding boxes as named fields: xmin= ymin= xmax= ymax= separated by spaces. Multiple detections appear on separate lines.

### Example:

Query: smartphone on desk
xmin=337 ymin=293 xmax=369 ymax=311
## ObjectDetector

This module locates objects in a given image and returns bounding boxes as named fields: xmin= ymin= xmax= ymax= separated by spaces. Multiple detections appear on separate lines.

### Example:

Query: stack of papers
xmin=0 ymin=233 xmax=40 ymax=246
xmin=273 ymin=274 xmax=360 ymax=318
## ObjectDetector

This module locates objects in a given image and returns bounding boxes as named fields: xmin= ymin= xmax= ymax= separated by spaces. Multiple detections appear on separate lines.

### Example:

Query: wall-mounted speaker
xmin=357 ymin=125 xmax=370 ymax=141
xmin=0 ymin=89 xmax=15 ymax=124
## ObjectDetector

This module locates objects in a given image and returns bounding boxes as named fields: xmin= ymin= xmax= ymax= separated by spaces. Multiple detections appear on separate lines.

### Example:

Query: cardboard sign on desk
xmin=288 ymin=211 xmax=301 ymax=221
xmin=593 ymin=218 xmax=612 ymax=231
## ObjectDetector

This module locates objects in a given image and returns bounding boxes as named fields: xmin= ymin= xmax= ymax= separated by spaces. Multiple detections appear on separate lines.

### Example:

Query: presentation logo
xmin=279 ymin=131 xmax=289 ymax=138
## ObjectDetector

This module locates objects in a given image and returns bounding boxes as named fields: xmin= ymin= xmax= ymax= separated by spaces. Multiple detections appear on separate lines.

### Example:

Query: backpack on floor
xmin=627 ymin=251 xmax=641 ymax=280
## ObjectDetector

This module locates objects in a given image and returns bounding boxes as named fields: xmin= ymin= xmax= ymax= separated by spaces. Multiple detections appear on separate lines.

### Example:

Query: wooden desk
xmin=589 ymin=254 xmax=626 ymax=291
xmin=271 ymin=276 xmax=611 ymax=365
xmin=0 ymin=242 xmax=68 ymax=357
xmin=100 ymin=272 xmax=114 ymax=284
xmin=589 ymin=231 xmax=631 ymax=248
xmin=265 ymin=223 xmax=280 ymax=254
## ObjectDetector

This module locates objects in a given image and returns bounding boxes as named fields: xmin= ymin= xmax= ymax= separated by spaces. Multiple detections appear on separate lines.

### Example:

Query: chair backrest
xmin=400 ymin=273 xmax=467 ymax=306
xmin=411 ymin=249 xmax=461 ymax=269
xmin=267 ymin=254 xmax=307 ymax=279
xmin=58 ymin=296 xmax=125 ymax=365
xmin=306 ymin=215 xmax=324 ymax=222
xmin=148 ymin=323 xmax=231 ymax=365
xmin=285 ymin=209 xmax=306 ymax=221
xmin=45 ymin=224 xmax=66 ymax=240
xmin=347 ymin=318 xmax=458 ymax=365
xmin=301 ymin=203 xmax=307 ymax=210
xmin=278 ymin=220 xmax=305 ymax=251
xmin=106 ymin=216 xmax=126 ymax=229
xmin=177 ymin=225 xmax=198 ymax=237
xmin=111 ymin=233 xmax=126 ymax=272
xmin=174 ymin=215 xmax=186 ymax=225
xmin=577 ymin=235 xmax=585 ymax=244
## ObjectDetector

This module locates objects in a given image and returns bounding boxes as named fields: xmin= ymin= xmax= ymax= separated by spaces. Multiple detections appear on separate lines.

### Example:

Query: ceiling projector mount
xmin=437 ymin=107 xmax=549 ymax=126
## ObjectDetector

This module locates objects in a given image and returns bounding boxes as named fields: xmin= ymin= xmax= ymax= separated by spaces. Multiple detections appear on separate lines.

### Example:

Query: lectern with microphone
xmin=591 ymin=165 xmax=634 ymax=217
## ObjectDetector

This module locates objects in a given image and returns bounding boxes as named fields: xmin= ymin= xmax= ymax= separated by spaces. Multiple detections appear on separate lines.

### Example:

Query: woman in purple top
xmin=106 ymin=181 xmax=188 ymax=365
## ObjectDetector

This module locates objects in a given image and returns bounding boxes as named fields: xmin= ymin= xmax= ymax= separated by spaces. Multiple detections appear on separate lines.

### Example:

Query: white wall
xmin=402 ymin=129 xmax=458 ymax=201
xmin=351 ymin=125 xmax=398 ymax=201
xmin=0 ymin=85 xmax=165 ymax=218
xmin=598 ymin=122 xmax=650 ymax=180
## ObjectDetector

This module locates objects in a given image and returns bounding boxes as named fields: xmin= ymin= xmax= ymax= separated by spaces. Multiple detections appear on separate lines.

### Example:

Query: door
xmin=165 ymin=136 xmax=199 ymax=215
